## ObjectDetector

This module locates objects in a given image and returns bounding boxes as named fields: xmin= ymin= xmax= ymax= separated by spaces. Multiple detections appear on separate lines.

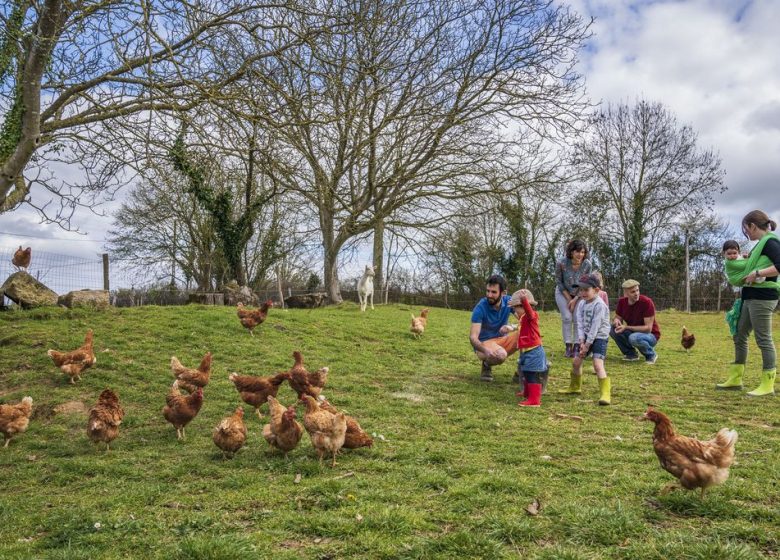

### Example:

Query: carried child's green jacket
xmin=724 ymin=233 xmax=780 ymax=291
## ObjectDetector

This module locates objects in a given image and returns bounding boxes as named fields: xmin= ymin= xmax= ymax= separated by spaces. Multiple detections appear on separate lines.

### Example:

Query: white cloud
xmin=572 ymin=0 xmax=780 ymax=232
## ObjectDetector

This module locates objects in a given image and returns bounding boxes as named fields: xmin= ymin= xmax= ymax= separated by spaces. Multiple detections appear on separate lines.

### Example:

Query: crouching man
xmin=469 ymin=275 xmax=520 ymax=382
xmin=609 ymin=279 xmax=661 ymax=364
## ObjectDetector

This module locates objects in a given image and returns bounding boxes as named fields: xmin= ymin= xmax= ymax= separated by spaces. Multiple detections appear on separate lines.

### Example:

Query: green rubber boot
xmin=716 ymin=364 xmax=744 ymax=390
xmin=598 ymin=377 xmax=611 ymax=406
xmin=558 ymin=366 xmax=582 ymax=394
xmin=747 ymin=368 xmax=776 ymax=397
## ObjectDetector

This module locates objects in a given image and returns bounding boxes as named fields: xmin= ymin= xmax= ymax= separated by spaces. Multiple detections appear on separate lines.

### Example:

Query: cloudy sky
xmin=1 ymin=0 xmax=779 ymax=287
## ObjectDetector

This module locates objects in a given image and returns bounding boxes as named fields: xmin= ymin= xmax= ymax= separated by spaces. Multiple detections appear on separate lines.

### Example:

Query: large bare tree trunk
xmin=372 ymin=220 xmax=384 ymax=298
xmin=321 ymin=211 xmax=343 ymax=303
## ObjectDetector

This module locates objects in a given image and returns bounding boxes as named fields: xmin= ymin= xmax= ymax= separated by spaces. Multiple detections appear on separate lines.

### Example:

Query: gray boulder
xmin=223 ymin=281 xmax=258 ymax=306
xmin=285 ymin=292 xmax=328 ymax=309
xmin=1 ymin=271 xmax=58 ymax=308
xmin=58 ymin=289 xmax=110 ymax=310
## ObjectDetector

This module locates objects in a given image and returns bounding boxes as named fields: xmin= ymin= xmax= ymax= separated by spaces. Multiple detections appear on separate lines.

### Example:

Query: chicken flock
xmin=1 ymin=295 xmax=741 ymax=499
xmin=2 ymin=300 xmax=375 ymax=468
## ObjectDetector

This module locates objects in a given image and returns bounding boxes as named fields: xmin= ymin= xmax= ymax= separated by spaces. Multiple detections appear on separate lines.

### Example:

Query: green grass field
xmin=0 ymin=304 xmax=778 ymax=559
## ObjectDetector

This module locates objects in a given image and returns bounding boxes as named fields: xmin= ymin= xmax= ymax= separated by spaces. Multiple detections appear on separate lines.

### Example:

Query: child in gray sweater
xmin=559 ymin=273 xmax=612 ymax=405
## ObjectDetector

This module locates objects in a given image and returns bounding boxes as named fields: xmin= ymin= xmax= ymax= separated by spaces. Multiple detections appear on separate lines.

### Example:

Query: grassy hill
xmin=0 ymin=303 xmax=778 ymax=559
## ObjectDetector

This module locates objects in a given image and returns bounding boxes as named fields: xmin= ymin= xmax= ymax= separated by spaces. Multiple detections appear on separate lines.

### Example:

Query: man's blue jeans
xmin=609 ymin=327 xmax=658 ymax=361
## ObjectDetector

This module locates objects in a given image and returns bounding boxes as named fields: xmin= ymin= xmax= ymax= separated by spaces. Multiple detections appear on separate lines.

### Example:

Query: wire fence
xmin=0 ymin=246 xmax=106 ymax=306
xmin=0 ymin=246 xmax=761 ymax=313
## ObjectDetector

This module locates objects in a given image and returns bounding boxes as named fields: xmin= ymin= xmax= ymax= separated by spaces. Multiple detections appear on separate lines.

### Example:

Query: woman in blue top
xmin=555 ymin=239 xmax=592 ymax=358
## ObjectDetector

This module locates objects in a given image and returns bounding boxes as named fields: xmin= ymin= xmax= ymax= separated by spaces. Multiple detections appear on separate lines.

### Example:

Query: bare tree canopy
xmin=0 ymin=0 xmax=310 ymax=226
xmin=572 ymin=99 xmax=726 ymax=277
xmin=252 ymin=0 xmax=590 ymax=302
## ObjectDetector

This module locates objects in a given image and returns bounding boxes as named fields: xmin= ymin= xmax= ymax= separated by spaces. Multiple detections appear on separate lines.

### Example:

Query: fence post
xmin=684 ymin=229 xmax=690 ymax=313
xmin=102 ymin=254 xmax=110 ymax=291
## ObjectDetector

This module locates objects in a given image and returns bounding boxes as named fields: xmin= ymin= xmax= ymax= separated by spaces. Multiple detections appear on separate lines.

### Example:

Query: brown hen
xmin=643 ymin=407 xmax=737 ymax=498
xmin=410 ymin=308 xmax=429 ymax=338
xmin=212 ymin=406 xmax=247 ymax=458
xmin=12 ymin=246 xmax=31 ymax=270
xmin=320 ymin=400 xmax=373 ymax=449
xmin=287 ymin=351 xmax=329 ymax=400
xmin=87 ymin=389 xmax=125 ymax=451
xmin=228 ymin=371 xmax=289 ymax=418
xmin=681 ymin=326 xmax=696 ymax=352
xmin=171 ymin=352 xmax=212 ymax=393
xmin=0 ymin=396 xmax=33 ymax=448
xmin=162 ymin=381 xmax=204 ymax=440
xmin=302 ymin=395 xmax=346 ymax=467
xmin=237 ymin=300 xmax=273 ymax=335
xmin=262 ymin=396 xmax=303 ymax=457
xmin=47 ymin=329 xmax=97 ymax=384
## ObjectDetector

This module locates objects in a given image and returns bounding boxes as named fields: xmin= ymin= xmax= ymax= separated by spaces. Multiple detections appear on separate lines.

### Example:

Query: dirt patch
xmin=54 ymin=401 xmax=88 ymax=415
xmin=390 ymin=391 xmax=425 ymax=402
xmin=31 ymin=403 xmax=56 ymax=421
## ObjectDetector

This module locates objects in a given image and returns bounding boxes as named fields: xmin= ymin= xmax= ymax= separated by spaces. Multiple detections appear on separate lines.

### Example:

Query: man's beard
xmin=487 ymin=295 xmax=500 ymax=305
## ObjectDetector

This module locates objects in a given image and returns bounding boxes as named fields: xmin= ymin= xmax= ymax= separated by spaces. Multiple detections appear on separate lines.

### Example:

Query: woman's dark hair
xmin=486 ymin=274 xmax=507 ymax=293
xmin=722 ymin=240 xmax=740 ymax=253
xmin=565 ymin=239 xmax=589 ymax=260
xmin=742 ymin=210 xmax=777 ymax=233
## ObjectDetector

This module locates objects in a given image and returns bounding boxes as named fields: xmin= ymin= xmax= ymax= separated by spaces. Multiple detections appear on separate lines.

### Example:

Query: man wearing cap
xmin=610 ymin=279 xmax=661 ymax=364
xmin=470 ymin=274 xmax=520 ymax=382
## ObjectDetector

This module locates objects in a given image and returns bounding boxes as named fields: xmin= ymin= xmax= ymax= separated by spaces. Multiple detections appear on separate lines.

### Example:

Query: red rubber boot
xmin=518 ymin=383 xmax=542 ymax=407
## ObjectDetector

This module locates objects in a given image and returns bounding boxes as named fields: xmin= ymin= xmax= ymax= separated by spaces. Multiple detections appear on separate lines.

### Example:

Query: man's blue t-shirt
xmin=471 ymin=295 xmax=512 ymax=342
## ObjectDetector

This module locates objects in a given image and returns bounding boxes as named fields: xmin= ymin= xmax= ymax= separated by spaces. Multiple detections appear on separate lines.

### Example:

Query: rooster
xmin=0 ymin=396 xmax=33 ymax=448
xmin=87 ymin=389 xmax=125 ymax=451
xmin=162 ymin=381 xmax=204 ymax=440
xmin=262 ymin=396 xmax=303 ymax=457
xmin=681 ymin=326 xmax=695 ymax=353
xmin=410 ymin=308 xmax=429 ymax=338
xmin=287 ymin=351 xmax=329 ymax=401
xmin=237 ymin=300 xmax=273 ymax=336
xmin=212 ymin=406 xmax=247 ymax=458
xmin=12 ymin=246 xmax=32 ymax=271
xmin=170 ymin=352 xmax=212 ymax=393
xmin=228 ymin=371 xmax=289 ymax=418
xmin=47 ymin=329 xmax=97 ymax=384
xmin=643 ymin=407 xmax=737 ymax=498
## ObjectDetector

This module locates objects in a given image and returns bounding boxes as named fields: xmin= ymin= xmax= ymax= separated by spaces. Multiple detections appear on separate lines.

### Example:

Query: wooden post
xmin=102 ymin=254 xmax=110 ymax=291
xmin=276 ymin=267 xmax=285 ymax=310
xmin=684 ymin=229 xmax=690 ymax=313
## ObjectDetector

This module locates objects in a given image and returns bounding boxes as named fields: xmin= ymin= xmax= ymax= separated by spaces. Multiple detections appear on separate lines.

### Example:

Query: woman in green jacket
xmin=717 ymin=210 xmax=780 ymax=396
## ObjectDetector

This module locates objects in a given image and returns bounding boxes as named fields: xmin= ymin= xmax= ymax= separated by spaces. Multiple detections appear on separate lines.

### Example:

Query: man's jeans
xmin=609 ymin=327 xmax=658 ymax=361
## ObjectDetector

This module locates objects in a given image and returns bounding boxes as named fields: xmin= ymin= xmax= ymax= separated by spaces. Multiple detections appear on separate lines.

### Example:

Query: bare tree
xmin=572 ymin=99 xmax=726 ymax=277
xmin=255 ymin=0 xmax=590 ymax=302
xmin=0 ymin=1 xmax=311 ymax=227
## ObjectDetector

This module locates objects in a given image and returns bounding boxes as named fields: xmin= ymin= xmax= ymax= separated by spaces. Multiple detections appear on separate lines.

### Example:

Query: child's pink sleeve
xmin=599 ymin=291 xmax=609 ymax=307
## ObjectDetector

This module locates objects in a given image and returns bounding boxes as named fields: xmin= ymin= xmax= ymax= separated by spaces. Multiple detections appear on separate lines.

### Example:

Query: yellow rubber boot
xmin=747 ymin=368 xmax=776 ymax=397
xmin=598 ymin=377 xmax=611 ymax=406
xmin=558 ymin=364 xmax=582 ymax=394
xmin=716 ymin=364 xmax=744 ymax=390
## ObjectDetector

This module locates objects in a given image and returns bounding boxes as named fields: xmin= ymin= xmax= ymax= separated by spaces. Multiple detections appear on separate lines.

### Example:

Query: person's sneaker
xmin=645 ymin=354 xmax=658 ymax=365
xmin=622 ymin=354 xmax=640 ymax=362
xmin=480 ymin=361 xmax=494 ymax=382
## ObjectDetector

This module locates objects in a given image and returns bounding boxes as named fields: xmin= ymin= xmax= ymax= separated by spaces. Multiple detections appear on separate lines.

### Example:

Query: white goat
xmin=357 ymin=265 xmax=375 ymax=311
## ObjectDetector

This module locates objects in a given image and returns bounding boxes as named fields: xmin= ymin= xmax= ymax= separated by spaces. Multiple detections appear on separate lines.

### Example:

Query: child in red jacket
xmin=508 ymin=289 xmax=549 ymax=407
